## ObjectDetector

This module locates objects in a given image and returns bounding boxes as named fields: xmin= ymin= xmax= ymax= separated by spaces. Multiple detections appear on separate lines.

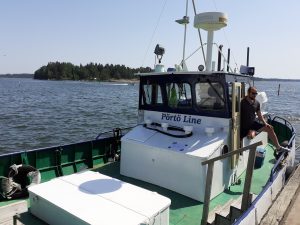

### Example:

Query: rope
xmin=211 ymin=0 xmax=239 ymax=72
xmin=140 ymin=0 xmax=168 ymax=68
xmin=183 ymin=43 xmax=235 ymax=73
xmin=184 ymin=43 xmax=207 ymax=62
xmin=143 ymin=123 xmax=193 ymax=138
xmin=191 ymin=0 xmax=206 ymax=63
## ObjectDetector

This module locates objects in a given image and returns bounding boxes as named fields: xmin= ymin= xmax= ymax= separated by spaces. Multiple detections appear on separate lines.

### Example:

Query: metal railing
xmin=200 ymin=141 xmax=263 ymax=225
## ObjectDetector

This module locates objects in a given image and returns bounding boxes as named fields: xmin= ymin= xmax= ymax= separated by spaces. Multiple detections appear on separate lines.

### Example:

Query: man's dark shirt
xmin=240 ymin=97 xmax=261 ymax=137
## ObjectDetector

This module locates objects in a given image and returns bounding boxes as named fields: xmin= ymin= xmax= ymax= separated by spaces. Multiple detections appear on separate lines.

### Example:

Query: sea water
xmin=0 ymin=78 xmax=299 ymax=154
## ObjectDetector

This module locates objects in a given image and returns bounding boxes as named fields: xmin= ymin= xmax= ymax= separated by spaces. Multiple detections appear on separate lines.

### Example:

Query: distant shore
xmin=0 ymin=74 xmax=299 ymax=82
xmin=253 ymin=77 xmax=300 ymax=82
xmin=0 ymin=74 xmax=34 ymax=78
xmin=0 ymin=74 xmax=139 ymax=83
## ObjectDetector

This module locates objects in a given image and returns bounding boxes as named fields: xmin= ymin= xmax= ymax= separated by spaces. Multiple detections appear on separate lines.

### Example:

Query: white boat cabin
xmin=121 ymin=71 xmax=268 ymax=202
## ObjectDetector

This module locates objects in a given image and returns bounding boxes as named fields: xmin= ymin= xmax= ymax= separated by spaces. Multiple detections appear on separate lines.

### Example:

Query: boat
xmin=0 ymin=2 xmax=297 ymax=225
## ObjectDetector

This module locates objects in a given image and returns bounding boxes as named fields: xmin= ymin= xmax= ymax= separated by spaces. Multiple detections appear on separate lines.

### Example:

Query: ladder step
xmin=215 ymin=214 xmax=231 ymax=225
xmin=207 ymin=199 xmax=234 ymax=224
xmin=230 ymin=206 xmax=242 ymax=224
xmin=206 ymin=193 xmax=257 ymax=225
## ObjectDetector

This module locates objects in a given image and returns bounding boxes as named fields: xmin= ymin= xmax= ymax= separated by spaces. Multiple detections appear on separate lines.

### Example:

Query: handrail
xmin=272 ymin=116 xmax=295 ymax=133
xmin=201 ymin=141 xmax=263 ymax=225
xmin=270 ymin=134 xmax=295 ymax=181
xmin=271 ymin=116 xmax=296 ymax=145
xmin=269 ymin=115 xmax=296 ymax=180
xmin=202 ymin=141 xmax=262 ymax=165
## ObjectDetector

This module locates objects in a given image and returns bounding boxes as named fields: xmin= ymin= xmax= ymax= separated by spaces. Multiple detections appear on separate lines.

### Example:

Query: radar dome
xmin=194 ymin=12 xmax=227 ymax=31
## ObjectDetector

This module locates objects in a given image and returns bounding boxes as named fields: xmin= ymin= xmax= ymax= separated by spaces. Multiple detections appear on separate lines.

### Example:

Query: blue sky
xmin=0 ymin=0 xmax=299 ymax=79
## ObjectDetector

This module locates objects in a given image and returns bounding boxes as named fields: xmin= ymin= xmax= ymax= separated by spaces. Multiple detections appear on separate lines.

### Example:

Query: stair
xmin=207 ymin=194 xmax=257 ymax=225
xmin=229 ymin=206 xmax=243 ymax=224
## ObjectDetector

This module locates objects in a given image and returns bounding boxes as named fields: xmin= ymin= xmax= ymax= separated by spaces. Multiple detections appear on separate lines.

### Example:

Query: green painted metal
xmin=0 ymin=136 xmax=118 ymax=203
xmin=0 ymin=126 xmax=293 ymax=225
xmin=0 ymin=144 xmax=284 ymax=224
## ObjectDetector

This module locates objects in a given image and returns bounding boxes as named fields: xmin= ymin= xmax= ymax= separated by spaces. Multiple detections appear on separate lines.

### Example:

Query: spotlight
xmin=154 ymin=44 xmax=165 ymax=64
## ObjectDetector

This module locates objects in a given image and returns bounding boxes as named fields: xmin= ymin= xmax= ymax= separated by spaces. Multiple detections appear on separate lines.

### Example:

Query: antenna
xmin=194 ymin=12 xmax=227 ymax=71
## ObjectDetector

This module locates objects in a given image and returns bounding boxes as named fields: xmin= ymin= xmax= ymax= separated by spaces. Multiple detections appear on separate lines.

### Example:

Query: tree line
xmin=34 ymin=62 xmax=152 ymax=81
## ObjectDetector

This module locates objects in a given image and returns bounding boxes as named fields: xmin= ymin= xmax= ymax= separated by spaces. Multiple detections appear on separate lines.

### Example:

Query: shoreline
xmin=1 ymin=75 xmax=300 ymax=83
xmin=107 ymin=79 xmax=139 ymax=84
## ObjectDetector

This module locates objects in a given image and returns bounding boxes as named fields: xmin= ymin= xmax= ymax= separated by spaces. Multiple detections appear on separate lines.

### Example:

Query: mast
xmin=182 ymin=0 xmax=189 ymax=66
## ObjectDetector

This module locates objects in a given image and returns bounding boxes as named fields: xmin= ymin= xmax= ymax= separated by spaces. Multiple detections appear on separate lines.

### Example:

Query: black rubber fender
xmin=285 ymin=166 xmax=295 ymax=182
xmin=8 ymin=164 xmax=38 ymax=189
xmin=5 ymin=164 xmax=41 ymax=199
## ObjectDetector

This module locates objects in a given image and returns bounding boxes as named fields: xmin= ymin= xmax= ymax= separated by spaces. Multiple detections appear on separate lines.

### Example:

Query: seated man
xmin=240 ymin=87 xmax=289 ymax=153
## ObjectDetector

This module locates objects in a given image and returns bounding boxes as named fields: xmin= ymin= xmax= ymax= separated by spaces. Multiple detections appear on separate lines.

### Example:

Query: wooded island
xmin=34 ymin=62 xmax=152 ymax=80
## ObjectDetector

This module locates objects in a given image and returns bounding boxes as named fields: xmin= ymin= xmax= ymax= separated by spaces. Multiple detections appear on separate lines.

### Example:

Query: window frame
xmin=139 ymin=73 xmax=232 ymax=118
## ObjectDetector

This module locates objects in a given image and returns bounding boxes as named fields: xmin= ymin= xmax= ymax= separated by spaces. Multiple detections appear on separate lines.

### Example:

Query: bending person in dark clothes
xmin=240 ymin=86 xmax=289 ymax=153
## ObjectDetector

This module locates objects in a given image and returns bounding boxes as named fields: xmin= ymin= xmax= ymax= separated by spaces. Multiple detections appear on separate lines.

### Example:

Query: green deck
xmin=95 ymin=144 xmax=275 ymax=225
xmin=0 ymin=144 xmax=276 ymax=225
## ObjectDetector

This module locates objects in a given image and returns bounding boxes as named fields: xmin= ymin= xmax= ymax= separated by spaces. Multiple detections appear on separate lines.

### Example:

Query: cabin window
xmin=166 ymin=82 xmax=192 ymax=108
xmin=196 ymin=82 xmax=225 ymax=110
xmin=142 ymin=83 xmax=163 ymax=105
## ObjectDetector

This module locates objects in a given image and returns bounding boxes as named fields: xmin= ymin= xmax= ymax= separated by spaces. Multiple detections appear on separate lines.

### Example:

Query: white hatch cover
xmin=29 ymin=171 xmax=170 ymax=225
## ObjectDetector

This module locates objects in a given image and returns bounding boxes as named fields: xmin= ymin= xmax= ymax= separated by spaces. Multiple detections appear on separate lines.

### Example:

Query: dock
xmin=260 ymin=165 xmax=300 ymax=225
xmin=281 ymin=187 xmax=300 ymax=225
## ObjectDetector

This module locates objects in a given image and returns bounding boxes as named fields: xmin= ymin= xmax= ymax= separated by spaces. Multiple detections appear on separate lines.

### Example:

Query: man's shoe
xmin=274 ymin=146 xmax=290 ymax=160
xmin=277 ymin=146 xmax=290 ymax=154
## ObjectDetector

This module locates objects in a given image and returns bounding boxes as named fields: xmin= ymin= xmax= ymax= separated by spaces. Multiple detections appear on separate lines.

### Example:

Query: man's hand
xmin=247 ymin=130 xmax=256 ymax=139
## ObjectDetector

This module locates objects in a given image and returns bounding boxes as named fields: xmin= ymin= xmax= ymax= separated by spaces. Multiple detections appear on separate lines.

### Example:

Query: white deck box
xmin=120 ymin=125 xmax=229 ymax=202
xmin=29 ymin=171 xmax=170 ymax=225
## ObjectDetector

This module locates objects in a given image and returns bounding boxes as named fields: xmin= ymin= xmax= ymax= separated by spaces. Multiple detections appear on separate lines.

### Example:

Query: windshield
xmin=139 ymin=75 xmax=228 ymax=118
xmin=166 ymin=82 xmax=192 ymax=108
xmin=195 ymin=82 xmax=225 ymax=110
xmin=142 ymin=83 xmax=163 ymax=105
